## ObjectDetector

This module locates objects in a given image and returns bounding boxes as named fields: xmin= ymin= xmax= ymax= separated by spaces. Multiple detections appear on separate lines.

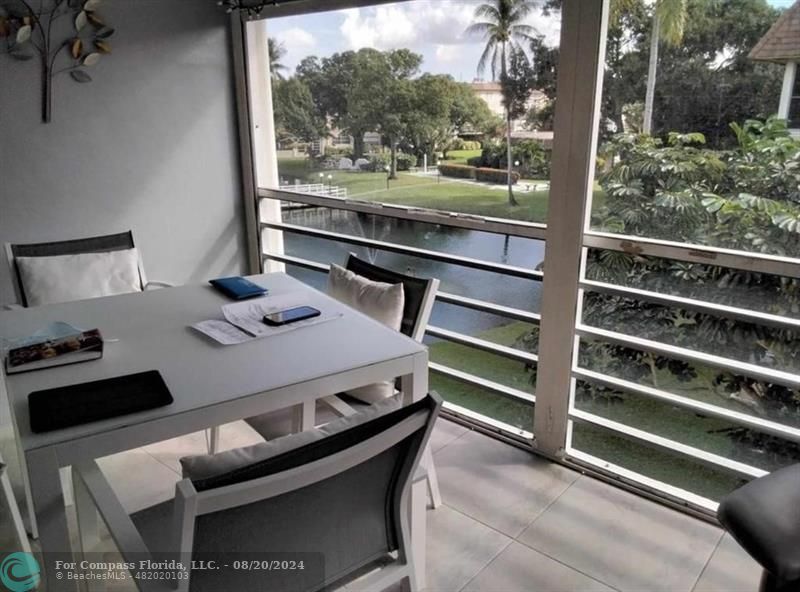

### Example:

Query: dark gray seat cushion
xmin=717 ymin=463 xmax=800 ymax=582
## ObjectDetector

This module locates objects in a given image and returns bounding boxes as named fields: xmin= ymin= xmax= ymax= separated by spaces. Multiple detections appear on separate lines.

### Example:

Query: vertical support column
xmin=246 ymin=20 xmax=285 ymax=273
xmin=779 ymin=62 xmax=795 ymax=122
xmin=532 ymin=0 xmax=609 ymax=457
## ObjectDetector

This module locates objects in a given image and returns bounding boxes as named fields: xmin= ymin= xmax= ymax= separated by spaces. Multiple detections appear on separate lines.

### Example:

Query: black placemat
xmin=28 ymin=370 xmax=173 ymax=433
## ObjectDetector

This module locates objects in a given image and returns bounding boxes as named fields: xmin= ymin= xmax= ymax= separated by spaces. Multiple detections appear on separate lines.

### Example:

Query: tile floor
xmin=0 ymin=417 xmax=763 ymax=591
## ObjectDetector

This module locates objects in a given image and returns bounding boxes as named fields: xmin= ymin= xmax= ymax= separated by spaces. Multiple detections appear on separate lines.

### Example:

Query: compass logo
xmin=0 ymin=553 xmax=40 ymax=592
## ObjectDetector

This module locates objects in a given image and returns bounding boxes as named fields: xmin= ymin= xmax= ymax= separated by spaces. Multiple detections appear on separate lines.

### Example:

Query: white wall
xmin=0 ymin=0 xmax=247 ymax=305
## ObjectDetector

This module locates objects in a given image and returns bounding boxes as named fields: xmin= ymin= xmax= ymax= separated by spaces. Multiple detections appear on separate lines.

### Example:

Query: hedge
xmin=438 ymin=164 xmax=476 ymax=179
xmin=475 ymin=167 xmax=520 ymax=185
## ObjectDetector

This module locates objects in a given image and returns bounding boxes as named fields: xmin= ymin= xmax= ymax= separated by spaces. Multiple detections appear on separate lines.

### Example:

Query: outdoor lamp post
xmin=384 ymin=165 xmax=390 ymax=190
xmin=318 ymin=172 xmax=324 ymax=189
xmin=327 ymin=174 xmax=333 ymax=192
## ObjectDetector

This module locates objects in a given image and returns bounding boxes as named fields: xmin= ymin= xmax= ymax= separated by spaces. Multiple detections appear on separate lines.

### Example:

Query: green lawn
xmin=441 ymin=149 xmax=481 ymax=165
xmin=279 ymin=157 xmax=562 ymax=223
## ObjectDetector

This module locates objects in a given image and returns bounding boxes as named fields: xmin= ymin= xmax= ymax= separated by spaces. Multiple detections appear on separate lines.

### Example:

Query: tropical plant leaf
xmin=16 ymin=24 xmax=31 ymax=43
xmin=71 ymin=38 xmax=83 ymax=59
xmin=87 ymin=12 xmax=103 ymax=26
xmin=82 ymin=52 xmax=101 ymax=66
xmin=83 ymin=0 xmax=102 ymax=11
xmin=94 ymin=39 xmax=110 ymax=53
xmin=70 ymin=69 xmax=92 ymax=83
xmin=95 ymin=26 xmax=114 ymax=38
xmin=75 ymin=10 xmax=87 ymax=31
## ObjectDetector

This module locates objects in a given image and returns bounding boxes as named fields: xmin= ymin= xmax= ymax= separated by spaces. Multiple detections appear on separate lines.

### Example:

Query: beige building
xmin=470 ymin=81 xmax=549 ymax=133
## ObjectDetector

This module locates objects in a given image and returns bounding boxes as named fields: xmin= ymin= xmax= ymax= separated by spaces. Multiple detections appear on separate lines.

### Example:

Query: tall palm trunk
xmin=501 ymin=42 xmax=518 ymax=206
xmin=642 ymin=12 xmax=660 ymax=135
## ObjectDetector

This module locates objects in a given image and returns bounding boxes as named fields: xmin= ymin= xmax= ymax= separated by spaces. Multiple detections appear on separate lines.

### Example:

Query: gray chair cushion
xmin=181 ymin=396 xmax=401 ymax=484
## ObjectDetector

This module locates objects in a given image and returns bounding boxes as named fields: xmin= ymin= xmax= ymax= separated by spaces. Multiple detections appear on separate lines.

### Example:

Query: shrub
xmin=473 ymin=140 xmax=552 ymax=178
xmin=466 ymin=156 xmax=483 ymax=167
xmin=447 ymin=138 xmax=482 ymax=152
xmin=438 ymin=164 xmax=476 ymax=179
xmin=475 ymin=167 xmax=520 ymax=185
xmin=324 ymin=146 xmax=353 ymax=158
xmin=396 ymin=153 xmax=416 ymax=171
xmin=363 ymin=153 xmax=390 ymax=172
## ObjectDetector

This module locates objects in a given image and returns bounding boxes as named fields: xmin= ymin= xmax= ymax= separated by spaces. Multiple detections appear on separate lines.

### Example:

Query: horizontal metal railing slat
xmin=584 ymin=231 xmax=800 ymax=279
xmin=429 ymin=362 xmax=536 ymax=405
xmin=259 ymin=188 xmax=548 ymax=240
xmin=573 ymin=367 xmax=800 ymax=444
xmin=427 ymin=325 xmax=538 ymax=365
xmin=576 ymin=324 xmax=800 ymax=390
xmin=262 ymin=221 xmax=544 ymax=281
xmin=569 ymin=408 xmax=768 ymax=480
xmin=581 ymin=279 xmax=800 ymax=332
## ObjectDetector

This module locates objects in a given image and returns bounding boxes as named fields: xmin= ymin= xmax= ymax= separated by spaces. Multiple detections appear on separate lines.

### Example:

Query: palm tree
xmin=268 ymin=38 xmax=288 ymax=81
xmin=642 ymin=0 xmax=687 ymax=134
xmin=467 ymin=0 xmax=536 ymax=206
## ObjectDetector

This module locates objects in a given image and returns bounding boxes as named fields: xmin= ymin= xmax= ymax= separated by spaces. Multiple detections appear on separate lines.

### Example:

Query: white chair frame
xmin=73 ymin=408 xmax=433 ymax=592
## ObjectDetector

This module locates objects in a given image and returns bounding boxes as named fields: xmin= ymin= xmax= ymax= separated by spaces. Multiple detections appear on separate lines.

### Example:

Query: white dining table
xmin=0 ymin=273 xmax=429 ymax=591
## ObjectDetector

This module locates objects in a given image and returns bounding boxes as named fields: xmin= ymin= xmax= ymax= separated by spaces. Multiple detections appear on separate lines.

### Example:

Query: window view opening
xmin=573 ymin=0 xmax=800 ymax=504
xmin=261 ymin=0 xmax=563 ymax=435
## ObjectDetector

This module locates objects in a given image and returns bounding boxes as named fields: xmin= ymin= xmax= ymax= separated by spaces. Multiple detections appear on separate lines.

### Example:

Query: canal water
xmin=280 ymin=207 xmax=546 ymax=336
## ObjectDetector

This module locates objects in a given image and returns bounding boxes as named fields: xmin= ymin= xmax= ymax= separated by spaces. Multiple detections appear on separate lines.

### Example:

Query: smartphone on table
xmin=262 ymin=306 xmax=321 ymax=327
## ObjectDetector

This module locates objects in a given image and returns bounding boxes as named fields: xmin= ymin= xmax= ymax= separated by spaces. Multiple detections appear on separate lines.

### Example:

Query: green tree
xmin=467 ymin=0 xmax=537 ymax=206
xmin=348 ymin=49 xmax=422 ymax=171
xmin=268 ymin=38 xmax=287 ymax=81
xmin=272 ymin=78 xmax=326 ymax=144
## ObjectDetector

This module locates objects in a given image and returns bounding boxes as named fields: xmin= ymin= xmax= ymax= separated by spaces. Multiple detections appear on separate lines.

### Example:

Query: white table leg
xmin=291 ymin=400 xmax=316 ymax=432
xmin=0 ymin=464 xmax=30 ymax=553
xmin=26 ymin=447 xmax=76 ymax=592
xmin=207 ymin=427 xmax=221 ymax=454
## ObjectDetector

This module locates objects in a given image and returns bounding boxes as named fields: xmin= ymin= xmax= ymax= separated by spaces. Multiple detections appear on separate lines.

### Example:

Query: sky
xmin=266 ymin=0 xmax=793 ymax=83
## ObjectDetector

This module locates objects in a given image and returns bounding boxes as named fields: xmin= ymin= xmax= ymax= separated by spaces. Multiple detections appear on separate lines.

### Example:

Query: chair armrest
xmin=2 ymin=303 xmax=23 ymax=311
xmin=144 ymin=281 xmax=175 ymax=290
xmin=72 ymin=461 xmax=153 ymax=561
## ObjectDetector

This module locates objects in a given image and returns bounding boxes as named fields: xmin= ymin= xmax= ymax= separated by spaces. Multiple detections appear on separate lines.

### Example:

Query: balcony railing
xmin=258 ymin=185 xmax=800 ymax=515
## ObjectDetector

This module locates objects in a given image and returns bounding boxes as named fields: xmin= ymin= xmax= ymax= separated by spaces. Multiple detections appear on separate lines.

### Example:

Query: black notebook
xmin=28 ymin=370 xmax=173 ymax=433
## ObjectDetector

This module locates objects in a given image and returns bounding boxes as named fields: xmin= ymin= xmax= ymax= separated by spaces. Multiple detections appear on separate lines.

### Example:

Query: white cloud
xmin=435 ymin=44 xmax=461 ymax=64
xmin=274 ymin=27 xmax=316 ymax=54
xmin=340 ymin=1 xmax=560 ymax=52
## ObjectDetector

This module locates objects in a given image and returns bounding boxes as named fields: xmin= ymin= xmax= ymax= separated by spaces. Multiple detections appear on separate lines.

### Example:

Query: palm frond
xmin=466 ymin=21 xmax=495 ymax=38
xmin=656 ymin=0 xmax=687 ymax=46
xmin=477 ymin=39 xmax=497 ymax=77
xmin=474 ymin=3 xmax=501 ymax=21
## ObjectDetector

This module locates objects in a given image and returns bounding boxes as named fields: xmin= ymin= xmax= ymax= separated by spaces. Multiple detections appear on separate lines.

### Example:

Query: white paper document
xmin=192 ymin=293 xmax=341 ymax=345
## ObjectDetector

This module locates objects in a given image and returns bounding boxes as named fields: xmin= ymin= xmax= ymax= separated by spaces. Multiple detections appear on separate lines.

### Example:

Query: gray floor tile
xmin=430 ymin=418 xmax=468 ymax=453
xmin=97 ymin=449 xmax=181 ymax=513
xmin=425 ymin=505 xmax=512 ymax=592
xmin=519 ymin=476 xmax=722 ymax=592
xmin=693 ymin=533 xmax=762 ymax=592
xmin=435 ymin=430 xmax=579 ymax=537
xmin=463 ymin=541 xmax=615 ymax=592
xmin=142 ymin=420 xmax=265 ymax=473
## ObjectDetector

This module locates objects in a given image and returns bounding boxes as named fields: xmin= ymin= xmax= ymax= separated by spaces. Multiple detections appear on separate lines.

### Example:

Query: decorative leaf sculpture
xmin=0 ymin=0 xmax=116 ymax=122
xmin=82 ymin=52 xmax=100 ymax=66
